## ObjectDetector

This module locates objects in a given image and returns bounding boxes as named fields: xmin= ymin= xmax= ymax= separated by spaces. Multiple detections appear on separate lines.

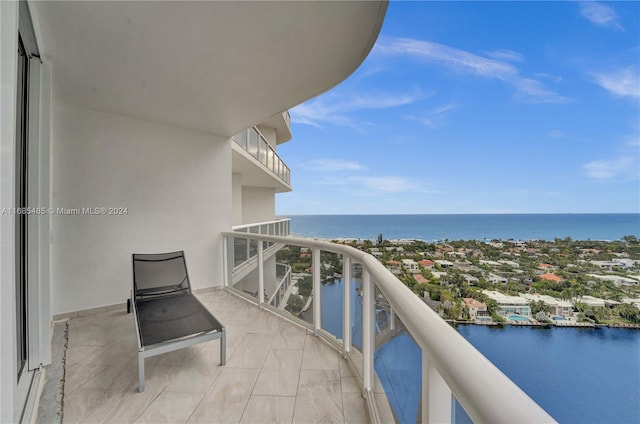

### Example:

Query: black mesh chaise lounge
xmin=131 ymin=251 xmax=225 ymax=392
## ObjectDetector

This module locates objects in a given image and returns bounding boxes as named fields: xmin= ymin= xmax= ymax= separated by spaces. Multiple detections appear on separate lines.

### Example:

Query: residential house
xmin=402 ymin=259 xmax=420 ymax=273
xmin=539 ymin=273 xmax=563 ymax=283
xmin=463 ymin=298 xmax=490 ymax=322
xmin=483 ymin=291 xmax=531 ymax=317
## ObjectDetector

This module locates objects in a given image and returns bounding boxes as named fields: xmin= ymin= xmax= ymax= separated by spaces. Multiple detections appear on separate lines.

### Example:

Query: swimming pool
xmin=508 ymin=315 xmax=530 ymax=322
xmin=552 ymin=316 xmax=566 ymax=321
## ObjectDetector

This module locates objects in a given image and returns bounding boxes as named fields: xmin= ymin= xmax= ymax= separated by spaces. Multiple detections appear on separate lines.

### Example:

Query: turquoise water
xmin=508 ymin=315 xmax=530 ymax=321
xmin=288 ymin=213 xmax=639 ymax=242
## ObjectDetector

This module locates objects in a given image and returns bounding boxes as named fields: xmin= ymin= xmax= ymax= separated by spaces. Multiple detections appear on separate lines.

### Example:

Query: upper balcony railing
xmin=222 ymin=231 xmax=556 ymax=424
xmin=233 ymin=127 xmax=291 ymax=186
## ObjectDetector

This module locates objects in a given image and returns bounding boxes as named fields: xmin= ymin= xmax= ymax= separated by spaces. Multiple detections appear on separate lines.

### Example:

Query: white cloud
xmin=584 ymin=156 xmax=638 ymax=180
xmin=302 ymin=159 xmax=365 ymax=172
xmin=591 ymin=67 xmax=640 ymax=99
xmin=514 ymin=78 xmax=573 ymax=104
xmin=376 ymin=37 xmax=517 ymax=80
xmin=484 ymin=49 xmax=525 ymax=63
xmin=290 ymin=89 xmax=424 ymax=127
xmin=376 ymin=37 xmax=571 ymax=104
xmin=579 ymin=2 xmax=624 ymax=30
xmin=410 ymin=102 xmax=458 ymax=127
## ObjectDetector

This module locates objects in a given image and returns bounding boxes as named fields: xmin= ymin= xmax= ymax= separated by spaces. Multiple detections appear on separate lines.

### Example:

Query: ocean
xmin=289 ymin=213 xmax=640 ymax=423
xmin=287 ymin=213 xmax=639 ymax=242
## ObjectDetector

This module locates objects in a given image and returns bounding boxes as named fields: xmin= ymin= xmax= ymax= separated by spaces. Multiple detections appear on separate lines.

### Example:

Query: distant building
xmin=413 ymin=274 xmax=428 ymax=284
xmin=463 ymin=298 xmax=490 ymax=322
xmin=487 ymin=273 xmax=508 ymax=284
xmin=402 ymin=259 xmax=419 ymax=273
xmin=418 ymin=259 xmax=435 ymax=270
xmin=483 ymin=290 xmax=531 ymax=317
xmin=539 ymin=273 xmax=563 ymax=283
xmin=498 ymin=260 xmax=520 ymax=268
xmin=462 ymin=274 xmax=479 ymax=286
xmin=435 ymin=259 xmax=455 ymax=268
xmin=585 ymin=274 xmax=639 ymax=287
xmin=521 ymin=294 xmax=573 ymax=318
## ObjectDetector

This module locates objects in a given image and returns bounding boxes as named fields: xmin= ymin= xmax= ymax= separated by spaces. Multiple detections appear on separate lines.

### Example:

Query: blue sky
xmin=276 ymin=1 xmax=639 ymax=215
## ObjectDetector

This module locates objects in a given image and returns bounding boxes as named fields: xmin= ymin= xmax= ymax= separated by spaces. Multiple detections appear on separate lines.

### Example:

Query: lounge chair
xmin=130 ymin=251 xmax=225 ymax=392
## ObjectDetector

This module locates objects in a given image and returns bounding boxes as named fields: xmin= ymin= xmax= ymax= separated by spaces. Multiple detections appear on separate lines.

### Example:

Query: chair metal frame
xmin=130 ymin=251 xmax=225 ymax=392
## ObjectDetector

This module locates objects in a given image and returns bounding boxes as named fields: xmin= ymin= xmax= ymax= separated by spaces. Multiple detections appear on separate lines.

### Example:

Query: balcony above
xmin=232 ymin=128 xmax=291 ymax=192
xmin=30 ymin=1 xmax=387 ymax=136
xmin=259 ymin=111 xmax=292 ymax=145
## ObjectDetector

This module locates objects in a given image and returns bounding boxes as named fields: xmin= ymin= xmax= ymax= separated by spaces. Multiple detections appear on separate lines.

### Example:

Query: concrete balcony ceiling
xmin=31 ymin=1 xmax=387 ymax=137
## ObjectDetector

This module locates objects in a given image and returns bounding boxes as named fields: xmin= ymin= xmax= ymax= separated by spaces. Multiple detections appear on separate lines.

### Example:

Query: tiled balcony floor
xmin=60 ymin=290 xmax=370 ymax=423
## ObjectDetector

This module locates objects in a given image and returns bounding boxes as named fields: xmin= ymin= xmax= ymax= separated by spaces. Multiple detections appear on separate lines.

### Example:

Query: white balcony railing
xmin=230 ymin=218 xmax=290 ymax=268
xmin=222 ymin=232 xmax=556 ymax=424
xmin=233 ymin=127 xmax=291 ymax=185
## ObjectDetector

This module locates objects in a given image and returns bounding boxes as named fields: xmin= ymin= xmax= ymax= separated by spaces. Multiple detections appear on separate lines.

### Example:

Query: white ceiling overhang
xmin=30 ymin=0 xmax=387 ymax=137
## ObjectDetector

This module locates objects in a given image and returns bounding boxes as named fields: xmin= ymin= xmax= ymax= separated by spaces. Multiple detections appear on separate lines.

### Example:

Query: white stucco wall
xmin=242 ymin=186 xmax=275 ymax=225
xmin=231 ymin=173 xmax=243 ymax=226
xmin=51 ymin=103 xmax=232 ymax=315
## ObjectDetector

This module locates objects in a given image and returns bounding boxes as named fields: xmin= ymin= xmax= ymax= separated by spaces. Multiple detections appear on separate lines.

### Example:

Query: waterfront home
xmin=521 ymin=294 xmax=573 ymax=318
xmin=483 ymin=291 xmax=532 ymax=317
xmin=574 ymin=295 xmax=607 ymax=308
xmin=463 ymin=298 xmax=490 ymax=322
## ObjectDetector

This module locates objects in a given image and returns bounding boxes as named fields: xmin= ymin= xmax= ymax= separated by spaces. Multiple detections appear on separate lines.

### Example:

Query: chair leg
xmin=220 ymin=329 xmax=226 ymax=366
xmin=138 ymin=353 xmax=145 ymax=392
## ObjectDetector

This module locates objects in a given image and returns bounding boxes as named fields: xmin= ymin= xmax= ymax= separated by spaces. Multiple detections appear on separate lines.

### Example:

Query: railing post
xmin=362 ymin=269 xmax=374 ymax=391
xmin=313 ymin=248 xmax=321 ymax=335
xmin=223 ymin=235 xmax=229 ymax=288
xmin=342 ymin=256 xmax=351 ymax=355
xmin=390 ymin=307 xmax=396 ymax=331
xmin=422 ymin=353 xmax=452 ymax=424
xmin=258 ymin=241 xmax=264 ymax=308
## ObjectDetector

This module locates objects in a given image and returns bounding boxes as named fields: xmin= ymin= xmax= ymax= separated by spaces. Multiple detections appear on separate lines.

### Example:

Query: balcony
xmin=232 ymin=127 xmax=291 ymax=191
xmin=222 ymin=232 xmax=557 ymax=423
xmin=55 ymin=290 xmax=370 ymax=423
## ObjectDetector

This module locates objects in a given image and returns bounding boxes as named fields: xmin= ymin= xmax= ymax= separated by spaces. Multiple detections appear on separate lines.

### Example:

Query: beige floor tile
xmin=292 ymin=369 xmax=343 ymax=423
xmin=80 ymin=383 xmax=163 ymax=424
xmin=187 ymin=368 xmax=259 ymax=423
xmin=301 ymin=335 xmax=339 ymax=370
xmin=62 ymin=387 xmax=119 ymax=423
xmin=165 ymin=346 xmax=224 ymax=393
xmin=239 ymin=395 xmax=295 ymax=424
xmin=64 ymin=363 xmax=111 ymax=394
xmin=226 ymin=343 xmax=270 ymax=369
xmin=134 ymin=391 xmax=203 ymax=424
xmin=252 ymin=350 xmax=303 ymax=396
xmin=342 ymin=393 xmax=369 ymax=424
